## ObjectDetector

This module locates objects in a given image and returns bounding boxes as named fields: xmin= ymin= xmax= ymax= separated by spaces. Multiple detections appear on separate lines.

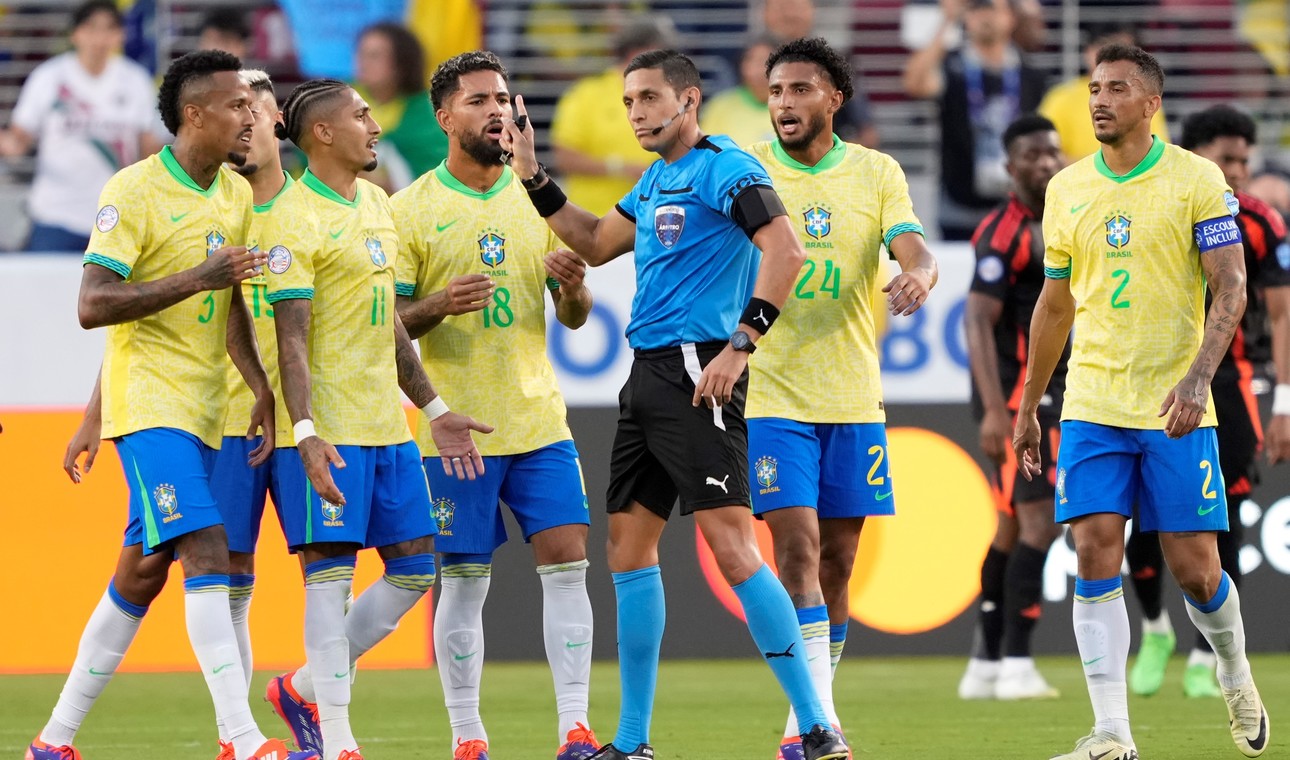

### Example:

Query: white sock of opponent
xmin=539 ymin=560 xmax=594 ymax=742
xmin=303 ymin=559 xmax=358 ymax=760
xmin=184 ymin=575 xmax=265 ymax=759
xmin=435 ymin=560 xmax=491 ymax=748
xmin=1184 ymin=572 xmax=1252 ymax=689
xmin=1073 ymin=576 xmax=1132 ymax=746
xmin=40 ymin=583 xmax=147 ymax=747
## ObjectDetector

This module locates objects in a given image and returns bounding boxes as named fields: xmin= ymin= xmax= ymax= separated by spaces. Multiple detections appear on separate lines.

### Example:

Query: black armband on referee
xmin=741 ymin=297 xmax=780 ymax=333
xmin=730 ymin=184 xmax=787 ymax=238
xmin=526 ymin=171 xmax=568 ymax=217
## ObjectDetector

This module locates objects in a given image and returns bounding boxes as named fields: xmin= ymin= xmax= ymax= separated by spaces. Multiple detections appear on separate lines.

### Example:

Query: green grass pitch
xmin=3 ymin=655 xmax=1284 ymax=759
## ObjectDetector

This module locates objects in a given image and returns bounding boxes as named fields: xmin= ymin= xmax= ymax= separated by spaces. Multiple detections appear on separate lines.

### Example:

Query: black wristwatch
xmin=521 ymin=163 xmax=548 ymax=191
xmin=729 ymin=329 xmax=756 ymax=354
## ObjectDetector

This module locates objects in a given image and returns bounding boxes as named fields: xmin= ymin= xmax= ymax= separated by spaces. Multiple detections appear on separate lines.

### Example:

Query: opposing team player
xmin=503 ymin=49 xmax=849 ymax=760
xmin=1016 ymin=45 xmax=1269 ymax=759
xmin=30 ymin=51 xmax=313 ymax=760
xmin=742 ymin=38 xmax=937 ymax=760
xmin=391 ymin=51 xmax=600 ymax=760
xmin=263 ymin=78 xmax=490 ymax=760
xmin=959 ymin=114 xmax=1067 ymax=702
xmin=1125 ymin=104 xmax=1290 ymax=699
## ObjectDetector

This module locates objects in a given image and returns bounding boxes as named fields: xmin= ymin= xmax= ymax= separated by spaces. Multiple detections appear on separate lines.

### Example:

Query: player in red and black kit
xmin=1126 ymin=104 xmax=1290 ymax=699
xmin=958 ymin=115 xmax=1069 ymax=701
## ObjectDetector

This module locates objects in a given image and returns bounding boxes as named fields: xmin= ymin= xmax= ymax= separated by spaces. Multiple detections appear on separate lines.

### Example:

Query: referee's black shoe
xmin=802 ymin=725 xmax=850 ymax=760
xmin=587 ymin=742 xmax=653 ymax=760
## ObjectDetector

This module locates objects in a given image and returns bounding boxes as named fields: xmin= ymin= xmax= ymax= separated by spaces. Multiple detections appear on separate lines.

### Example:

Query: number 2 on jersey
xmin=1199 ymin=459 xmax=1218 ymax=500
xmin=1110 ymin=269 xmax=1131 ymax=309
xmin=866 ymin=445 xmax=886 ymax=486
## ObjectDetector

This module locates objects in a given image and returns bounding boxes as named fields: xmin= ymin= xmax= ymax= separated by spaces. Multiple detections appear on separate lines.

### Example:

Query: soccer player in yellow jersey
xmin=391 ymin=52 xmax=600 ymax=760
xmin=745 ymin=38 xmax=938 ymax=760
xmin=1016 ymin=45 xmax=1269 ymax=760
xmin=263 ymin=79 xmax=490 ymax=760
xmin=30 ymin=51 xmax=317 ymax=760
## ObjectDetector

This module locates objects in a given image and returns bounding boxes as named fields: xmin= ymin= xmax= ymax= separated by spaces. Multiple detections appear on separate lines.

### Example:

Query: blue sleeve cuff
xmin=882 ymin=222 xmax=925 ymax=249
xmin=395 ymin=282 xmax=416 ymax=297
xmin=265 ymin=288 xmax=314 ymax=304
xmin=83 ymin=252 xmax=131 ymax=279
xmin=1044 ymin=266 xmax=1071 ymax=280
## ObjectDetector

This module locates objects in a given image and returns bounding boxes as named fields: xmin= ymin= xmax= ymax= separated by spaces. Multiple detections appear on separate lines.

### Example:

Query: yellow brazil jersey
xmin=86 ymin=146 xmax=253 ymax=449
xmin=744 ymin=136 xmax=924 ymax=423
xmin=392 ymin=163 xmax=571 ymax=457
xmin=1043 ymin=138 xmax=1239 ymax=429
xmin=223 ymin=172 xmax=295 ymax=445
xmin=1038 ymin=77 xmax=1170 ymax=161
xmin=264 ymin=171 xmax=412 ymax=447
xmin=700 ymin=86 xmax=775 ymax=148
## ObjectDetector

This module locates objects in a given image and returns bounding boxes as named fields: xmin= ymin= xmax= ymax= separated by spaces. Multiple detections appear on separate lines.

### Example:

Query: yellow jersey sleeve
xmin=85 ymin=171 xmax=148 ymax=277
xmin=1042 ymin=173 xmax=1073 ymax=277
xmin=878 ymin=154 xmax=924 ymax=249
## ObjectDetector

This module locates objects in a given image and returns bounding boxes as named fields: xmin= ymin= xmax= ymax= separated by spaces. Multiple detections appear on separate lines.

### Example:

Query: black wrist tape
xmin=741 ymin=297 xmax=780 ymax=333
xmin=528 ymin=177 xmax=568 ymax=217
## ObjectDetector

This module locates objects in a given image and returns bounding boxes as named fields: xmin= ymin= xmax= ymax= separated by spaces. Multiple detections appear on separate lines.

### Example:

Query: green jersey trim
xmin=770 ymin=134 xmax=846 ymax=175
xmin=83 ymin=253 xmax=131 ymax=278
xmin=132 ymin=458 xmax=161 ymax=549
xmin=302 ymin=169 xmax=360 ymax=208
xmin=395 ymin=282 xmax=417 ymax=297
xmin=253 ymin=172 xmax=295 ymax=214
xmin=1093 ymin=136 xmax=1165 ymax=184
xmin=883 ymin=222 xmax=925 ymax=249
xmin=159 ymin=145 xmax=220 ymax=197
xmin=434 ymin=161 xmax=513 ymax=201
xmin=266 ymin=288 xmax=315 ymax=303
xmin=1045 ymin=265 xmax=1072 ymax=279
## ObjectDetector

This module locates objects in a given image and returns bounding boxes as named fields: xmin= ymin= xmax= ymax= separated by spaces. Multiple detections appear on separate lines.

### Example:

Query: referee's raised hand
xmin=692 ymin=343 xmax=748 ymax=409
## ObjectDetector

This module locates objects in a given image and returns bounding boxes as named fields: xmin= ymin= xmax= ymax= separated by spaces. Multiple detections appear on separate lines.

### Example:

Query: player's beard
xmin=364 ymin=158 xmax=379 ymax=172
xmin=776 ymin=111 xmax=827 ymax=152
xmin=226 ymin=150 xmax=248 ymax=167
xmin=460 ymin=124 xmax=505 ymax=165
xmin=233 ymin=161 xmax=259 ymax=177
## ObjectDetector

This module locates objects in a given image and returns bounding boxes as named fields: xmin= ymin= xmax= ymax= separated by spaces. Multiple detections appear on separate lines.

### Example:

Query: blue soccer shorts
xmin=1055 ymin=420 xmax=1228 ymax=533
xmin=274 ymin=440 xmax=435 ymax=550
xmin=425 ymin=439 xmax=590 ymax=555
xmin=209 ymin=436 xmax=284 ymax=554
xmin=116 ymin=428 xmax=222 ymax=555
xmin=748 ymin=418 xmax=895 ymax=518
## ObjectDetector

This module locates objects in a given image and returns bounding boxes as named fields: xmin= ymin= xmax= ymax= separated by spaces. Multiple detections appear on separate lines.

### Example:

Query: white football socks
xmin=305 ymin=573 xmax=357 ymax=760
xmin=184 ymin=576 xmax=265 ymax=759
xmin=539 ymin=561 xmax=594 ymax=742
xmin=1073 ymin=579 xmax=1132 ymax=746
xmin=1185 ymin=573 xmax=1252 ymax=689
xmin=435 ymin=567 xmax=491 ymax=748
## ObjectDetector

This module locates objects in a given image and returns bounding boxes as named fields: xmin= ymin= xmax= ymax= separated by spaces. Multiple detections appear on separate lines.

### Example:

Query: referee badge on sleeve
xmin=655 ymin=205 xmax=685 ymax=248
xmin=976 ymin=256 xmax=1005 ymax=283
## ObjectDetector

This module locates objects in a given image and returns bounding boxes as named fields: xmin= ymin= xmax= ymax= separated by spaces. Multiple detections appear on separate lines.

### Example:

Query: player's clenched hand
xmin=1159 ymin=378 xmax=1207 ymax=439
xmin=499 ymin=94 xmax=538 ymax=178
xmin=1012 ymin=411 xmax=1043 ymax=481
xmin=883 ymin=269 xmax=932 ymax=316
xmin=246 ymin=391 xmax=276 ymax=467
xmin=431 ymin=412 xmax=495 ymax=481
xmin=441 ymin=274 xmax=494 ymax=315
xmin=543 ymin=248 xmax=586 ymax=290
xmin=298 ymin=435 xmax=346 ymax=505
xmin=63 ymin=416 xmax=102 ymax=484
xmin=195 ymin=245 xmax=267 ymax=290
xmin=693 ymin=345 xmax=748 ymax=409
xmin=980 ymin=407 xmax=1012 ymax=467
xmin=1267 ymin=414 xmax=1290 ymax=464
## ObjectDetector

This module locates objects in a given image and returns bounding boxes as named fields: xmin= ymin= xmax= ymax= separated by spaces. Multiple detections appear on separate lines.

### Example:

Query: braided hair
xmin=275 ymin=78 xmax=351 ymax=145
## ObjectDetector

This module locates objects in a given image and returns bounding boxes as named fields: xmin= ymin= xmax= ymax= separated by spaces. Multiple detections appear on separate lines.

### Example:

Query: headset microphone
xmin=649 ymin=100 xmax=692 ymax=136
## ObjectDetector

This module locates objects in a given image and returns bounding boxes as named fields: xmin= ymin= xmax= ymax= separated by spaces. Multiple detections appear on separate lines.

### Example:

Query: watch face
xmin=731 ymin=331 xmax=751 ymax=350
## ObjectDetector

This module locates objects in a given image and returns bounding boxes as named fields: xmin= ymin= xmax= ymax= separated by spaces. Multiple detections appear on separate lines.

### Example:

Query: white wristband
xmin=420 ymin=396 xmax=450 ymax=421
xmin=292 ymin=419 xmax=317 ymax=442
xmin=1274 ymin=384 xmax=1290 ymax=417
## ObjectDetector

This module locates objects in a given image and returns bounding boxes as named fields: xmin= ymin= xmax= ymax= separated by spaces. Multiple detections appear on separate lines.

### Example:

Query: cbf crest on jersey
xmin=655 ymin=204 xmax=685 ymax=248
xmin=321 ymin=500 xmax=344 ymax=527
xmin=479 ymin=232 xmax=506 ymax=268
xmin=1105 ymin=214 xmax=1131 ymax=249
xmin=206 ymin=230 xmax=226 ymax=256
xmin=754 ymin=455 xmax=780 ymax=495
xmin=155 ymin=483 xmax=182 ymax=523
xmin=804 ymin=206 xmax=831 ymax=240
xmin=432 ymin=497 xmax=455 ymax=533
xmin=366 ymin=236 xmax=387 ymax=267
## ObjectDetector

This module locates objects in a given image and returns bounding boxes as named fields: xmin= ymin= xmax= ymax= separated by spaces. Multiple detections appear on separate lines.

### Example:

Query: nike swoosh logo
xmin=171 ymin=212 xmax=191 ymax=223
xmin=808 ymin=654 xmax=823 ymax=662
xmin=328 ymin=228 xmax=346 ymax=240
xmin=875 ymin=491 xmax=892 ymax=501
xmin=1198 ymin=503 xmax=1219 ymax=515
xmin=453 ymin=651 xmax=477 ymax=661
xmin=566 ymin=641 xmax=590 ymax=649
xmin=88 ymin=666 xmax=112 ymax=676
xmin=334 ymin=672 xmax=348 ymax=678
xmin=1089 ymin=751 xmax=1113 ymax=760
xmin=435 ymin=219 xmax=459 ymax=233
xmin=1082 ymin=655 xmax=1105 ymax=666
xmin=212 ymin=663 xmax=235 ymax=674
xmin=1240 ymin=712 xmax=1269 ymax=751
xmin=1070 ymin=202 xmax=1091 ymax=214
xmin=638 ymin=194 xmax=650 ymax=201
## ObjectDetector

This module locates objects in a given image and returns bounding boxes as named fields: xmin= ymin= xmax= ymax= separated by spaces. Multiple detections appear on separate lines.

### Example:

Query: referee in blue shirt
xmin=503 ymin=49 xmax=848 ymax=760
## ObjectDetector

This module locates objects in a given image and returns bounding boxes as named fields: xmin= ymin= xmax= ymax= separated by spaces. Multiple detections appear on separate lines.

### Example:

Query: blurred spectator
xmin=901 ymin=0 xmax=1046 ymax=52
xmin=277 ymin=0 xmax=404 ymax=79
xmin=701 ymin=35 xmax=778 ymax=147
xmin=198 ymin=8 xmax=250 ymax=59
xmin=353 ymin=22 xmax=448 ymax=192
xmin=1237 ymin=0 xmax=1288 ymax=77
xmin=1038 ymin=23 xmax=1169 ymax=161
xmin=762 ymin=0 xmax=878 ymax=146
xmin=903 ymin=0 xmax=1046 ymax=240
xmin=1249 ymin=171 xmax=1290 ymax=217
xmin=550 ymin=15 xmax=672 ymax=215
xmin=0 ymin=0 xmax=163 ymax=253
xmin=407 ymin=0 xmax=482 ymax=74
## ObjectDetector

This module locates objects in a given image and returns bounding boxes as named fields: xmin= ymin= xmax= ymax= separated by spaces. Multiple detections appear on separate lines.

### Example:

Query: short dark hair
xmin=157 ymin=49 xmax=244 ymax=136
xmin=1180 ymin=104 xmax=1257 ymax=151
xmin=612 ymin=16 xmax=678 ymax=61
xmin=1003 ymin=113 xmax=1057 ymax=152
xmin=1095 ymin=43 xmax=1165 ymax=95
xmin=201 ymin=9 xmax=250 ymax=41
xmin=275 ymin=78 xmax=351 ymax=145
xmin=71 ymin=0 xmax=121 ymax=31
xmin=429 ymin=51 xmax=508 ymax=111
xmin=624 ymin=49 xmax=701 ymax=96
xmin=360 ymin=23 xmax=426 ymax=99
xmin=765 ymin=37 xmax=854 ymax=104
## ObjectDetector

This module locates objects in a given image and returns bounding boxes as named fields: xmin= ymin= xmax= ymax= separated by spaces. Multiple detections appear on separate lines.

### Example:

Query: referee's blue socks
xmin=611 ymin=565 xmax=665 ymax=749
xmin=733 ymin=564 xmax=831 ymax=734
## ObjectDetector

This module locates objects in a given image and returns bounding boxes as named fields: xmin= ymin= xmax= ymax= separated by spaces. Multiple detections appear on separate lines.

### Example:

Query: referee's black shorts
xmin=606 ymin=341 xmax=752 ymax=519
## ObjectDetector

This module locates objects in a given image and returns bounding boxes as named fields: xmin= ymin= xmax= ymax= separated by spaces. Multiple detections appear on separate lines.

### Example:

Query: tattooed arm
xmin=1161 ymin=242 xmax=1247 ymax=439
xmin=226 ymin=286 xmax=274 ymax=464
xmin=274 ymin=298 xmax=346 ymax=504
xmin=394 ymin=311 xmax=437 ymax=407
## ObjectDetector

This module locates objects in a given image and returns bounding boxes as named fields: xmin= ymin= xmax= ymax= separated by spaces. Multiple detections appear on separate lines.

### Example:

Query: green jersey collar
xmin=770 ymin=134 xmax=847 ymax=175
xmin=253 ymin=171 xmax=295 ymax=214
xmin=159 ymin=145 xmax=220 ymax=197
xmin=434 ymin=161 xmax=513 ymax=201
xmin=1094 ymin=136 xmax=1165 ymax=183
xmin=302 ymin=169 xmax=360 ymax=207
